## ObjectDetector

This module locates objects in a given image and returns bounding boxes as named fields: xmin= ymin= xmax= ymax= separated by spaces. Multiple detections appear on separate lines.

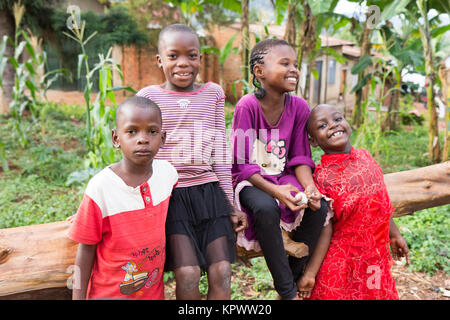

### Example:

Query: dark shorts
xmin=165 ymin=182 xmax=235 ymax=272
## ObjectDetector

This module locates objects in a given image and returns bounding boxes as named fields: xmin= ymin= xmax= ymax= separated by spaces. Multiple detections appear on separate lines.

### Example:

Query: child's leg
xmin=168 ymin=234 xmax=202 ymax=300
xmin=206 ymin=259 xmax=231 ymax=299
xmin=289 ymin=199 xmax=328 ymax=281
xmin=239 ymin=186 xmax=298 ymax=300
xmin=204 ymin=230 xmax=234 ymax=299
xmin=174 ymin=265 xmax=202 ymax=299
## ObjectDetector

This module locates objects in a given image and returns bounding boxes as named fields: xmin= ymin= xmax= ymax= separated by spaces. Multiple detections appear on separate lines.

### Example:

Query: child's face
xmin=308 ymin=105 xmax=352 ymax=154
xmin=254 ymin=45 xmax=299 ymax=93
xmin=112 ymin=105 xmax=165 ymax=167
xmin=157 ymin=31 xmax=201 ymax=92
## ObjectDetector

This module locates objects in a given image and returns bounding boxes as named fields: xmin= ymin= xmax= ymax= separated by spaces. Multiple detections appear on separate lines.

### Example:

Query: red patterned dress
xmin=308 ymin=148 xmax=398 ymax=300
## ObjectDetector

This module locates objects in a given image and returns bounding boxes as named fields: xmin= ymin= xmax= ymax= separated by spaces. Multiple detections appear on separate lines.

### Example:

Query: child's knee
xmin=208 ymin=260 xmax=231 ymax=290
xmin=175 ymin=266 xmax=201 ymax=292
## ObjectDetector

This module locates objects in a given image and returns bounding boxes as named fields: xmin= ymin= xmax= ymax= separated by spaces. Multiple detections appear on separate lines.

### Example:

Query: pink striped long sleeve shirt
xmin=137 ymin=82 xmax=233 ymax=204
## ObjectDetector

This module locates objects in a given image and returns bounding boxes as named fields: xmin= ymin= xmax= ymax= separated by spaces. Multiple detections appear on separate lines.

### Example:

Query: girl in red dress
xmin=297 ymin=104 xmax=410 ymax=300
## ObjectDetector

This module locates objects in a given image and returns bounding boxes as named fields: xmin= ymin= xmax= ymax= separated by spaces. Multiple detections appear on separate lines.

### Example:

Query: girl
xmin=298 ymin=104 xmax=410 ymax=300
xmin=137 ymin=24 xmax=246 ymax=300
xmin=230 ymin=38 xmax=330 ymax=300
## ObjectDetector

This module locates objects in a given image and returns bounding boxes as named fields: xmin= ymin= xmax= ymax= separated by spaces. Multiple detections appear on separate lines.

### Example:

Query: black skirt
xmin=165 ymin=182 xmax=235 ymax=272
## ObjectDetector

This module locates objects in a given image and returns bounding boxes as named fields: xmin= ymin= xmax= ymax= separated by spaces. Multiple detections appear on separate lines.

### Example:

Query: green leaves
xmin=351 ymin=55 xmax=373 ymax=75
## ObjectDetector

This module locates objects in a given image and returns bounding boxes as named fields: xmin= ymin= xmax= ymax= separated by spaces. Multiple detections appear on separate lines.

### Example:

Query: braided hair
xmin=249 ymin=38 xmax=291 ymax=99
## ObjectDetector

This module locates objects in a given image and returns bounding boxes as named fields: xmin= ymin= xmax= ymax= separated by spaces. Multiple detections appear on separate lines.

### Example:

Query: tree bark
xmin=386 ymin=67 xmax=401 ymax=131
xmin=351 ymin=12 xmax=372 ymax=128
xmin=0 ymin=8 xmax=15 ymax=114
xmin=283 ymin=3 xmax=296 ymax=47
xmin=439 ymin=65 xmax=449 ymax=161
xmin=296 ymin=2 xmax=315 ymax=102
xmin=417 ymin=0 xmax=440 ymax=163
xmin=241 ymin=0 xmax=249 ymax=94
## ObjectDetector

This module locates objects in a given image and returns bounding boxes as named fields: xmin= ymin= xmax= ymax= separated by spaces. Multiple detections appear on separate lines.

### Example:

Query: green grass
xmin=0 ymin=103 xmax=86 ymax=228
xmin=394 ymin=205 xmax=450 ymax=275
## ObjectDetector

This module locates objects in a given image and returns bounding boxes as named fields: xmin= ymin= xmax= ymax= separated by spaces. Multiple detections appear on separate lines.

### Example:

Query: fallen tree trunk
xmin=384 ymin=162 xmax=450 ymax=216
xmin=1 ymin=162 xmax=449 ymax=299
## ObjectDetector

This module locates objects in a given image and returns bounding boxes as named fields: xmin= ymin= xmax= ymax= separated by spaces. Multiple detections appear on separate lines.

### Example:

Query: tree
xmin=416 ymin=0 xmax=442 ymax=163
xmin=0 ymin=0 xmax=61 ymax=114
xmin=241 ymin=0 xmax=250 ymax=93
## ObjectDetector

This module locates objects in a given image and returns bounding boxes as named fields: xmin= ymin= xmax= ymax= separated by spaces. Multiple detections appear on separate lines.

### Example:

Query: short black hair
xmin=306 ymin=104 xmax=337 ymax=136
xmin=158 ymin=24 xmax=200 ymax=53
xmin=116 ymin=96 xmax=162 ymax=127
xmin=250 ymin=38 xmax=291 ymax=99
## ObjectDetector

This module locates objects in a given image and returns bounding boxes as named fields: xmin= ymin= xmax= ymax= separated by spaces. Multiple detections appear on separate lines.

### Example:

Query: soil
xmin=164 ymin=263 xmax=450 ymax=300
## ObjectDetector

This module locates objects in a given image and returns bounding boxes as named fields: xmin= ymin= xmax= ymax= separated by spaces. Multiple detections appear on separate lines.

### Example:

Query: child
xmin=298 ymin=104 xmax=410 ymax=300
xmin=136 ymin=24 xmax=247 ymax=300
xmin=230 ymin=38 xmax=330 ymax=300
xmin=68 ymin=96 xmax=178 ymax=299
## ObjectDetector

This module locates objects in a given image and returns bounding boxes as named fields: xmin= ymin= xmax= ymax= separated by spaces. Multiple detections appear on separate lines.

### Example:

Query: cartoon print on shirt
xmin=177 ymin=98 xmax=190 ymax=109
xmin=119 ymin=246 xmax=163 ymax=295
xmin=250 ymin=138 xmax=287 ymax=175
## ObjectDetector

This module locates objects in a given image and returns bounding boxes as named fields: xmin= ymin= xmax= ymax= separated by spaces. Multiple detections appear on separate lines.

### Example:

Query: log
xmin=1 ymin=163 xmax=449 ymax=299
xmin=385 ymin=161 xmax=450 ymax=217
xmin=0 ymin=221 xmax=78 ymax=299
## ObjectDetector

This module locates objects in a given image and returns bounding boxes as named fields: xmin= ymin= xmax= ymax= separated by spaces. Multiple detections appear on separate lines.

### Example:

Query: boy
xmin=69 ymin=96 xmax=178 ymax=300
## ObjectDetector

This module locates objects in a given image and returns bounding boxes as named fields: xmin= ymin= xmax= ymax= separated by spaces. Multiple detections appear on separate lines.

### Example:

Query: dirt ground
xmin=45 ymin=89 xmax=129 ymax=105
xmin=164 ymin=263 xmax=450 ymax=300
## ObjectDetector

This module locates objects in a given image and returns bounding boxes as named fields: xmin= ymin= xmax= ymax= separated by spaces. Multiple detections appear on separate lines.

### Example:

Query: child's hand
xmin=273 ymin=184 xmax=307 ymax=212
xmin=231 ymin=209 xmax=248 ymax=233
xmin=296 ymin=272 xmax=315 ymax=299
xmin=390 ymin=234 xmax=410 ymax=265
xmin=304 ymin=185 xmax=321 ymax=211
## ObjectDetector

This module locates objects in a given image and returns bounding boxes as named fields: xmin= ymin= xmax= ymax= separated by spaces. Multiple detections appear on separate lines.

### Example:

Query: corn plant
xmin=0 ymin=2 xmax=68 ymax=149
xmin=354 ymin=56 xmax=398 ymax=162
xmin=63 ymin=12 xmax=136 ymax=186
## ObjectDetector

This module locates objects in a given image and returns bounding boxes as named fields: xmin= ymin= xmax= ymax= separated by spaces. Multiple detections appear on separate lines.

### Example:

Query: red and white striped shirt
xmin=137 ymin=82 xmax=233 ymax=204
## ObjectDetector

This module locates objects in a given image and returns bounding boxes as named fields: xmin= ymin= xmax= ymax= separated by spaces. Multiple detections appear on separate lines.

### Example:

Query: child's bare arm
xmin=72 ymin=243 xmax=96 ymax=300
xmin=297 ymin=222 xmax=332 ymax=298
xmin=294 ymin=165 xmax=321 ymax=211
xmin=389 ymin=217 xmax=410 ymax=264
xmin=304 ymin=222 xmax=332 ymax=277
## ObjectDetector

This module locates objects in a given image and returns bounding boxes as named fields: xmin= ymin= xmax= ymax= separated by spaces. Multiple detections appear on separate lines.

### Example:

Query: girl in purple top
xmin=231 ymin=39 xmax=330 ymax=299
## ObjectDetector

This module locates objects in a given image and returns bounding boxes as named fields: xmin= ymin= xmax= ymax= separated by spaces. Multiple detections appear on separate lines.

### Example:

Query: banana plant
xmin=202 ymin=33 xmax=239 ymax=90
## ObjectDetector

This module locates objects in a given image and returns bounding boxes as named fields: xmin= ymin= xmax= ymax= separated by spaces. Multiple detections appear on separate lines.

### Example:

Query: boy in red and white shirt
xmin=68 ymin=96 xmax=178 ymax=300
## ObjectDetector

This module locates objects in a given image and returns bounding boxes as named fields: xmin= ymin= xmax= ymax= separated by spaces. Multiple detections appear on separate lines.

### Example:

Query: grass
xmin=0 ymin=103 xmax=448 ymax=301
xmin=0 ymin=103 xmax=86 ymax=228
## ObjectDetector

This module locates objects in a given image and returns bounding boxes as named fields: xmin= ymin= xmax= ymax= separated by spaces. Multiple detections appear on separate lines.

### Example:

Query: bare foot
xmin=282 ymin=229 xmax=309 ymax=258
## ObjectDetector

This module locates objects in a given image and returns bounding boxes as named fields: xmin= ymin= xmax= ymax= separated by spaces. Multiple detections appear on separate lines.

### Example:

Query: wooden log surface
xmin=0 ymin=221 xmax=78 ymax=298
xmin=1 ymin=162 xmax=449 ymax=299
xmin=385 ymin=161 xmax=450 ymax=216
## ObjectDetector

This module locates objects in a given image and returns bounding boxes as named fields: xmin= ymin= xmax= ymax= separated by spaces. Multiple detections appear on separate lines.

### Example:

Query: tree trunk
xmin=439 ymin=65 xmax=449 ymax=161
xmin=241 ymin=0 xmax=249 ymax=94
xmin=284 ymin=3 xmax=296 ymax=47
xmin=0 ymin=8 xmax=15 ymax=114
xmin=386 ymin=67 xmax=401 ymax=131
xmin=417 ymin=0 xmax=440 ymax=163
xmin=351 ymin=12 xmax=372 ymax=128
xmin=1 ymin=163 xmax=449 ymax=298
xmin=296 ymin=2 xmax=315 ymax=102
xmin=383 ymin=162 xmax=450 ymax=216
